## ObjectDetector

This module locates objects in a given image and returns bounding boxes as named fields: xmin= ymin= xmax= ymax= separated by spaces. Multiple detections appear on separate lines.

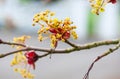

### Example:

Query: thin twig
xmin=0 ymin=40 xmax=26 ymax=47
xmin=38 ymin=53 xmax=49 ymax=58
xmin=65 ymin=40 xmax=78 ymax=48
xmin=83 ymin=40 xmax=120 ymax=79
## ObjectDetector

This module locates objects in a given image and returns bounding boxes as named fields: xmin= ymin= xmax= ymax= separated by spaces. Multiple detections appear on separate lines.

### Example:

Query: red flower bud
xmin=54 ymin=41 xmax=58 ymax=48
xmin=25 ymin=51 xmax=38 ymax=69
xmin=62 ymin=31 xmax=70 ymax=39
xmin=109 ymin=0 xmax=117 ymax=4
xmin=49 ymin=28 xmax=57 ymax=34
xmin=57 ymin=28 xmax=63 ymax=33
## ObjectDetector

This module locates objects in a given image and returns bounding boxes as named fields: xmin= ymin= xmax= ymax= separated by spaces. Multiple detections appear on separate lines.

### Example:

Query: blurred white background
xmin=0 ymin=0 xmax=120 ymax=79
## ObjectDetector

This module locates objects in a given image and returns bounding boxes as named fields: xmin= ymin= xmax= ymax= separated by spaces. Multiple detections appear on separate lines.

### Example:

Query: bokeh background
xmin=0 ymin=0 xmax=120 ymax=79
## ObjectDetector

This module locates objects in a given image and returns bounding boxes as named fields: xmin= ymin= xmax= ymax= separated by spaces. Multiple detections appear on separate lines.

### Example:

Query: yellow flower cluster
xmin=10 ymin=51 xmax=27 ymax=66
xmin=33 ymin=10 xmax=78 ymax=48
xmin=11 ymin=35 xmax=30 ymax=66
xmin=13 ymin=35 xmax=31 ymax=49
xmin=14 ymin=68 xmax=34 ymax=79
xmin=89 ymin=0 xmax=109 ymax=15
xmin=11 ymin=36 xmax=34 ymax=79
xmin=13 ymin=35 xmax=30 ymax=44
xmin=50 ymin=34 xmax=57 ymax=48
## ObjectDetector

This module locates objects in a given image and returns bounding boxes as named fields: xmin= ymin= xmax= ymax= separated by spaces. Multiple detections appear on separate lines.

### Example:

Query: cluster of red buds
xmin=49 ymin=27 xmax=71 ymax=48
xmin=49 ymin=28 xmax=70 ymax=40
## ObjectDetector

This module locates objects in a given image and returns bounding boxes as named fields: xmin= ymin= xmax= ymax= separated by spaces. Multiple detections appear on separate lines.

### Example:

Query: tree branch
xmin=0 ymin=39 xmax=119 ymax=58
xmin=65 ymin=40 xmax=78 ymax=48
xmin=83 ymin=40 xmax=120 ymax=79
xmin=0 ymin=39 xmax=26 ymax=47
xmin=1 ymin=38 xmax=120 ymax=79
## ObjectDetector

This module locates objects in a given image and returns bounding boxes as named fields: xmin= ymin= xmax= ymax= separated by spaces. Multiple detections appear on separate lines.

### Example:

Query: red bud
xmin=109 ymin=0 xmax=117 ymax=4
xmin=25 ymin=51 xmax=38 ymax=70
xmin=62 ymin=31 xmax=70 ymax=39
xmin=49 ymin=28 xmax=57 ymax=34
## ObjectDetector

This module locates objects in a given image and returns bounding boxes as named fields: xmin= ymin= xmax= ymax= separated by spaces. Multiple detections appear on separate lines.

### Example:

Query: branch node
xmin=49 ymin=48 xmax=55 ymax=59
xmin=0 ymin=54 xmax=5 ymax=58
xmin=94 ymin=42 xmax=97 ymax=46
xmin=109 ymin=48 xmax=113 ymax=52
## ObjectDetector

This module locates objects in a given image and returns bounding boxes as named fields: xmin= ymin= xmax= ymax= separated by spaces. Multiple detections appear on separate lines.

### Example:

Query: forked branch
xmin=83 ymin=40 xmax=120 ymax=79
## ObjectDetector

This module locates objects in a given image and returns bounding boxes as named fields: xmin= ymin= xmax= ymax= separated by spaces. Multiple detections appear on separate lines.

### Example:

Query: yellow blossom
xmin=89 ymin=0 xmax=110 ymax=15
xmin=100 ymin=7 xmax=105 ymax=12
xmin=12 ymin=35 xmax=30 ymax=49
xmin=50 ymin=35 xmax=57 ymax=48
xmin=13 ymin=35 xmax=30 ymax=44
xmin=14 ymin=68 xmax=34 ymax=79
xmin=11 ymin=36 xmax=35 ymax=79
xmin=38 ymin=34 xmax=43 ymax=41
xmin=56 ymin=33 xmax=62 ymax=39
xmin=33 ymin=10 xmax=78 ymax=48
xmin=71 ymin=31 xmax=78 ymax=39
xmin=10 ymin=51 xmax=27 ymax=66
xmin=50 ymin=12 xmax=55 ymax=16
